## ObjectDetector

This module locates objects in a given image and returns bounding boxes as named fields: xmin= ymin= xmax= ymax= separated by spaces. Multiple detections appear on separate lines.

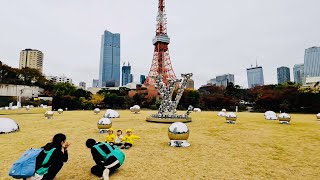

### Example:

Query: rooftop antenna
xmin=256 ymin=58 xmax=258 ymax=67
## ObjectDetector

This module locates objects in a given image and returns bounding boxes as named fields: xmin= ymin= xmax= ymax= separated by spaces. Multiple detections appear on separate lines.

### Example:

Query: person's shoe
xmin=125 ymin=146 xmax=131 ymax=149
xmin=102 ymin=169 xmax=110 ymax=180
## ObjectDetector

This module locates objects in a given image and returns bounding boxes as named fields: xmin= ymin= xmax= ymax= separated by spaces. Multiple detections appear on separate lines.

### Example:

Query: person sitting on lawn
xmin=114 ymin=129 xmax=124 ymax=146
xmin=105 ymin=128 xmax=116 ymax=145
xmin=121 ymin=129 xmax=140 ymax=149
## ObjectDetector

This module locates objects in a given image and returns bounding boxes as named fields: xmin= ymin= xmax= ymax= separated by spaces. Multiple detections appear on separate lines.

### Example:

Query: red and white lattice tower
xmin=144 ymin=0 xmax=176 ymax=85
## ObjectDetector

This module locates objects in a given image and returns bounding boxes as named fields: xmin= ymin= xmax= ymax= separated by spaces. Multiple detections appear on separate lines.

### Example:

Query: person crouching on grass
xmin=105 ymin=128 xmax=116 ymax=146
xmin=86 ymin=138 xmax=125 ymax=180
xmin=121 ymin=129 xmax=140 ymax=149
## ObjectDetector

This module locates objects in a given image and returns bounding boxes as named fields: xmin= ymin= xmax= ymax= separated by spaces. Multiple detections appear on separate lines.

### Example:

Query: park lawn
xmin=0 ymin=109 xmax=319 ymax=180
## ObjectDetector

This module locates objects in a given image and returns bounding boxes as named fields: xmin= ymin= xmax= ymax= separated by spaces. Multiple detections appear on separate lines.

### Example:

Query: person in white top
xmin=115 ymin=129 xmax=124 ymax=146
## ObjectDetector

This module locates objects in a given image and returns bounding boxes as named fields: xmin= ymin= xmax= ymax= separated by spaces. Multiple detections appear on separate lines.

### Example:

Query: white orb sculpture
xmin=218 ymin=111 xmax=227 ymax=117
xmin=278 ymin=113 xmax=291 ymax=124
xmin=97 ymin=118 xmax=112 ymax=133
xmin=43 ymin=105 xmax=48 ymax=109
xmin=45 ymin=111 xmax=54 ymax=119
xmin=0 ymin=118 xmax=19 ymax=134
xmin=25 ymin=106 xmax=30 ymax=111
xmin=11 ymin=106 xmax=19 ymax=110
xmin=130 ymin=105 xmax=141 ymax=114
xmin=57 ymin=109 xmax=63 ymax=114
xmin=316 ymin=113 xmax=320 ymax=120
xmin=222 ymin=109 xmax=227 ymax=112
xmin=168 ymin=122 xmax=190 ymax=147
xmin=94 ymin=108 xmax=100 ymax=115
xmin=225 ymin=112 xmax=237 ymax=124
xmin=193 ymin=108 xmax=201 ymax=112
xmin=104 ymin=109 xmax=120 ymax=118
xmin=264 ymin=111 xmax=277 ymax=120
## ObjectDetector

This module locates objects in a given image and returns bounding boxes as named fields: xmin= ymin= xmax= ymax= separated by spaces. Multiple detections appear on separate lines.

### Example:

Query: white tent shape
xmin=104 ymin=109 xmax=120 ymax=118
xmin=264 ymin=111 xmax=277 ymax=120
xmin=0 ymin=118 xmax=19 ymax=134
xmin=217 ymin=111 xmax=227 ymax=117
xmin=193 ymin=108 xmax=201 ymax=112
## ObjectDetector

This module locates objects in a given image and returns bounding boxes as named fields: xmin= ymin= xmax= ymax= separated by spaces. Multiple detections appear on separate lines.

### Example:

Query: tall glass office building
xmin=121 ymin=62 xmax=133 ymax=86
xmin=277 ymin=66 xmax=290 ymax=84
xmin=216 ymin=74 xmax=234 ymax=87
xmin=304 ymin=46 xmax=320 ymax=78
xmin=293 ymin=64 xmax=304 ymax=84
xmin=99 ymin=30 xmax=120 ymax=87
xmin=247 ymin=66 xmax=264 ymax=88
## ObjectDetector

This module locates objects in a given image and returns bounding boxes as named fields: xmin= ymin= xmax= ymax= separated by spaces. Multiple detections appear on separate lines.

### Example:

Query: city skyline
xmin=1 ymin=0 xmax=320 ymax=88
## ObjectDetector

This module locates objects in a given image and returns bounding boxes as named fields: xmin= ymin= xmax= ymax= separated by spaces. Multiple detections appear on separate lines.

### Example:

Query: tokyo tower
xmin=144 ymin=0 xmax=176 ymax=85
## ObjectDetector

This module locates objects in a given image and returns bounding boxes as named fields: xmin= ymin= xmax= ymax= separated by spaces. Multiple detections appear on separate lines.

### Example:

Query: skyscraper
xmin=121 ymin=62 xmax=133 ymax=86
xmin=140 ymin=75 xmax=146 ymax=84
xmin=19 ymin=49 xmax=44 ymax=72
xmin=92 ymin=79 xmax=99 ymax=88
xmin=99 ymin=30 xmax=120 ymax=87
xmin=304 ymin=46 xmax=320 ymax=78
xmin=247 ymin=66 xmax=264 ymax=88
xmin=79 ymin=82 xmax=86 ymax=89
xmin=277 ymin=66 xmax=290 ymax=84
xmin=216 ymin=74 xmax=235 ymax=87
xmin=293 ymin=64 xmax=304 ymax=84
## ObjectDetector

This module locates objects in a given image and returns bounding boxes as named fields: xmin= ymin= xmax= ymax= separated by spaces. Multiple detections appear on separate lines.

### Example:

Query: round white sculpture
xmin=45 ymin=111 xmax=54 ymax=119
xmin=218 ymin=111 xmax=227 ymax=117
xmin=278 ymin=113 xmax=291 ymax=124
xmin=94 ymin=108 xmax=100 ymax=115
xmin=222 ymin=109 xmax=227 ymax=112
xmin=25 ymin=106 xmax=30 ymax=111
xmin=225 ymin=112 xmax=237 ymax=124
xmin=97 ymin=118 xmax=112 ymax=133
xmin=316 ymin=113 xmax=320 ymax=120
xmin=104 ymin=109 xmax=120 ymax=118
xmin=43 ymin=105 xmax=48 ymax=109
xmin=193 ymin=108 xmax=201 ymax=112
xmin=11 ymin=106 xmax=19 ymax=110
xmin=0 ymin=118 xmax=19 ymax=134
xmin=57 ymin=109 xmax=63 ymax=114
xmin=130 ymin=105 xmax=141 ymax=114
xmin=168 ymin=122 xmax=190 ymax=147
xmin=264 ymin=111 xmax=277 ymax=120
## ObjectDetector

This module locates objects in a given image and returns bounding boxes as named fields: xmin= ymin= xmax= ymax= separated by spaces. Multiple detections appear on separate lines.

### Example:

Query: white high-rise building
xmin=304 ymin=46 xmax=320 ymax=78
xmin=19 ymin=49 xmax=44 ymax=73
xmin=46 ymin=75 xmax=72 ymax=84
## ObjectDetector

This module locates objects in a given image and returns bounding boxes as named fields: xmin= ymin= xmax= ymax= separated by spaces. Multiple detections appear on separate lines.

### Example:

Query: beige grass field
xmin=1 ymin=109 xmax=320 ymax=180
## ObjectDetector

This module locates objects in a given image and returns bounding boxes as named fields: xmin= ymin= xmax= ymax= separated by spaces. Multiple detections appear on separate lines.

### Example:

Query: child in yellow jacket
xmin=121 ymin=129 xmax=140 ymax=149
xmin=105 ymin=128 xmax=116 ymax=145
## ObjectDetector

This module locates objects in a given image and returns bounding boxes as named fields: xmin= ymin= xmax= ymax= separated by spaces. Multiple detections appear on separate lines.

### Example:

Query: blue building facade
xmin=277 ymin=66 xmax=290 ymax=84
xmin=247 ymin=66 xmax=264 ymax=88
xmin=304 ymin=46 xmax=320 ymax=78
xmin=121 ymin=62 xmax=133 ymax=86
xmin=99 ymin=30 xmax=120 ymax=87
xmin=293 ymin=64 xmax=304 ymax=84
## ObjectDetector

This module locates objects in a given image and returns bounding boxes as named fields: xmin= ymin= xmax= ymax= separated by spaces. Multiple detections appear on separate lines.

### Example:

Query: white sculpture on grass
xmin=279 ymin=113 xmax=291 ymax=124
xmin=264 ymin=111 xmax=277 ymax=120
xmin=168 ymin=122 xmax=190 ymax=147
xmin=316 ymin=113 xmax=320 ymax=120
xmin=225 ymin=112 xmax=237 ymax=124
xmin=146 ymin=73 xmax=194 ymax=123
xmin=104 ymin=109 xmax=120 ymax=118
xmin=94 ymin=108 xmax=100 ymax=115
xmin=0 ymin=118 xmax=19 ymax=134
xmin=218 ymin=111 xmax=227 ymax=117
xmin=130 ymin=105 xmax=141 ymax=114
xmin=45 ymin=111 xmax=54 ymax=119
xmin=193 ymin=108 xmax=201 ymax=112
xmin=58 ymin=109 xmax=63 ymax=114
xmin=97 ymin=118 xmax=112 ymax=133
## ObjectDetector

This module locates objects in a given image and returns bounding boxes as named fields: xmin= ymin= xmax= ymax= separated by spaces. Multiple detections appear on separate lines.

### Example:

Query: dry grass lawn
xmin=0 ymin=108 xmax=320 ymax=180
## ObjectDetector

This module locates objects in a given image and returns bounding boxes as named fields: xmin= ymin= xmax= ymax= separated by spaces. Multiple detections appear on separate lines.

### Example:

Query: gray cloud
xmin=1 ymin=0 xmax=320 ymax=88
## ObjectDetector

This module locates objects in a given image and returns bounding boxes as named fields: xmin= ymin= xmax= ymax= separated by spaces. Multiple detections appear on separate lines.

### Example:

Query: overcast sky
xmin=1 ymin=0 xmax=320 ymax=88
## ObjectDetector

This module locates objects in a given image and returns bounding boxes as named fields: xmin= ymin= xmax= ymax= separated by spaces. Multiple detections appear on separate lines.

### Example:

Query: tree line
xmin=1 ymin=61 xmax=319 ymax=113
